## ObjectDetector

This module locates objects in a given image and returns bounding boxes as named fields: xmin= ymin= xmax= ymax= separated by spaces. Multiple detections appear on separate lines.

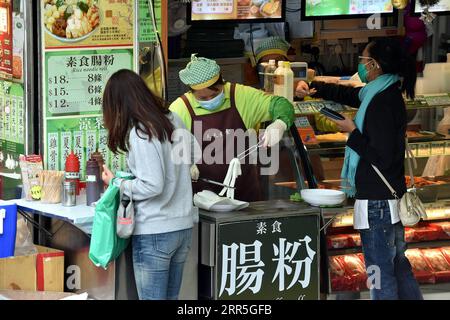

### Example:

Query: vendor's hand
xmin=333 ymin=114 xmax=357 ymax=133
xmin=262 ymin=119 xmax=287 ymax=148
xmin=102 ymin=165 xmax=115 ymax=185
xmin=295 ymin=81 xmax=317 ymax=99
xmin=190 ymin=164 xmax=200 ymax=181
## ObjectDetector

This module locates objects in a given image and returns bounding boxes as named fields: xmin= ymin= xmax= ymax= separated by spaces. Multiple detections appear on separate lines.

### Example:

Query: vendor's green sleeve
xmin=269 ymin=96 xmax=295 ymax=128
xmin=234 ymin=84 xmax=295 ymax=130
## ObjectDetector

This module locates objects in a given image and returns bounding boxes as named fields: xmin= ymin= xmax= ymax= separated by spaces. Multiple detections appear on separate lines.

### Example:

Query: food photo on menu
xmin=190 ymin=0 xmax=283 ymax=21
xmin=43 ymin=0 xmax=100 ymax=41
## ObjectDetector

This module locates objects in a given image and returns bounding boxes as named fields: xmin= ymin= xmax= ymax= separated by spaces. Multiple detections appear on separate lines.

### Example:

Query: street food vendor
xmin=254 ymin=36 xmax=291 ymax=64
xmin=169 ymin=54 xmax=295 ymax=202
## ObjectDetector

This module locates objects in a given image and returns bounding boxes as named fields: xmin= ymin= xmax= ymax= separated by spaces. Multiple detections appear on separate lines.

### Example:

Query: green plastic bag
xmin=89 ymin=172 xmax=134 ymax=269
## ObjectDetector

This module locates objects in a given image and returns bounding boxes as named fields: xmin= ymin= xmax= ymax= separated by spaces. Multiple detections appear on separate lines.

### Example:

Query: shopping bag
xmin=89 ymin=172 xmax=134 ymax=269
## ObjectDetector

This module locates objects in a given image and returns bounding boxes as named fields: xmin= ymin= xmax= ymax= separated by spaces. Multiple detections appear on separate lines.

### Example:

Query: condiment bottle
xmin=91 ymin=150 xmax=105 ymax=193
xmin=64 ymin=152 xmax=80 ymax=196
xmin=274 ymin=61 xmax=294 ymax=102
xmin=264 ymin=59 xmax=277 ymax=94
xmin=86 ymin=158 xmax=101 ymax=206
xmin=273 ymin=61 xmax=285 ymax=98
xmin=62 ymin=181 xmax=76 ymax=207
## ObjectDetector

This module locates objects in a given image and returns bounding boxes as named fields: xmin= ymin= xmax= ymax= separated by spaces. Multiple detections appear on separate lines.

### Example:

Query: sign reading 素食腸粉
xmin=44 ymin=49 xmax=133 ymax=117
xmin=217 ymin=215 xmax=320 ymax=300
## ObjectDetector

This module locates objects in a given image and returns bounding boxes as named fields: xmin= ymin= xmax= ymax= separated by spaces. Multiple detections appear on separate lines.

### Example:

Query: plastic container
xmin=405 ymin=248 xmax=436 ymax=284
xmin=329 ymin=256 xmax=350 ymax=292
xmin=348 ymin=233 xmax=362 ymax=247
xmin=273 ymin=61 xmax=294 ymax=102
xmin=340 ymin=254 xmax=367 ymax=291
xmin=62 ymin=181 xmax=77 ymax=207
xmin=428 ymin=222 xmax=450 ymax=240
xmin=86 ymin=158 xmax=101 ymax=206
xmin=65 ymin=152 xmax=80 ymax=196
xmin=0 ymin=203 xmax=17 ymax=258
xmin=91 ymin=150 xmax=105 ymax=193
xmin=411 ymin=223 xmax=441 ymax=242
xmin=421 ymin=249 xmax=450 ymax=283
xmin=263 ymin=59 xmax=277 ymax=94
xmin=327 ymin=234 xmax=350 ymax=249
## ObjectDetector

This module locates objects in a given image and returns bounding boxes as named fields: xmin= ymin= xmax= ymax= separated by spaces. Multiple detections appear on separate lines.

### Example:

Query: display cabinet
xmin=289 ymin=94 xmax=450 ymax=294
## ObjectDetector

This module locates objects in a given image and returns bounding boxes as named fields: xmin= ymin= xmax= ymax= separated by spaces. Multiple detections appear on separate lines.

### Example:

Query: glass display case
xmin=290 ymin=93 xmax=450 ymax=295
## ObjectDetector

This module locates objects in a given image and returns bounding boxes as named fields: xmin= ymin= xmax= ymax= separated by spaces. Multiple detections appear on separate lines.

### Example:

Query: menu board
xmin=45 ymin=116 xmax=127 ymax=177
xmin=45 ymin=49 xmax=133 ymax=116
xmin=190 ymin=0 xmax=283 ymax=21
xmin=41 ymin=0 xmax=136 ymax=176
xmin=139 ymin=0 xmax=161 ymax=42
xmin=0 ymin=0 xmax=12 ymax=80
xmin=415 ymin=0 xmax=450 ymax=13
xmin=0 ymin=81 xmax=24 ymax=154
xmin=42 ymin=0 xmax=134 ymax=49
xmin=304 ymin=0 xmax=393 ymax=17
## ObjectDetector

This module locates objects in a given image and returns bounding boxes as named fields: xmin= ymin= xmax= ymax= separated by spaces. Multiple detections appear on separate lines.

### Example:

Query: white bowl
xmin=301 ymin=189 xmax=346 ymax=207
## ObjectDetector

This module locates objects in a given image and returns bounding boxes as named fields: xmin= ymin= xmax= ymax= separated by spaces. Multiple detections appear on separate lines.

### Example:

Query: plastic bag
xmin=14 ymin=214 xmax=38 ymax=257
xmin=89 ymin=172 xmax=134 ymax=269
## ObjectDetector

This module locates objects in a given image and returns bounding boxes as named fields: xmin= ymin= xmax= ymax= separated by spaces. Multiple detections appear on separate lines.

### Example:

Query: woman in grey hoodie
xmin=101 ymin=69 xmax=196 ymax=300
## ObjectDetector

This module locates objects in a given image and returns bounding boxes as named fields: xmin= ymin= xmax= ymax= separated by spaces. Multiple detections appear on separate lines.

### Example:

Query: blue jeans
xmin=132 ymin=228 xmax=193 ymax=300
xmin=359 ymin=200 xmax=423 ymax=300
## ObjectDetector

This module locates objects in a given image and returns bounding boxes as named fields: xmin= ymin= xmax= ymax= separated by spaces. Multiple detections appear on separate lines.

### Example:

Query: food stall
xmin=1 ymin=0 xmax=450 ymax=301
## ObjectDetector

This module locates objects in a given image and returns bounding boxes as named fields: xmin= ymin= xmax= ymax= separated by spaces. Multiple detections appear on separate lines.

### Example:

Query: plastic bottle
xmin=274 ymin=61 xmax=294 ymax=102
xmin=64 ymin=152 xmax=80 ymax=196
xmin=91 ymin=150 xmax=105 ymax=193
xmin=273 ymin=61 xmax=285 ymax=97
xmin=86 ymin=158 xmax=101 ymax=206
xmin=264 ymin=59 xmax=277 ymax=94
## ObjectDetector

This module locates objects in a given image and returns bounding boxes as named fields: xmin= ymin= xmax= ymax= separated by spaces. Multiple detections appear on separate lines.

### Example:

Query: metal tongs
xmin=198 ymin=178 xmax=235 ymax=190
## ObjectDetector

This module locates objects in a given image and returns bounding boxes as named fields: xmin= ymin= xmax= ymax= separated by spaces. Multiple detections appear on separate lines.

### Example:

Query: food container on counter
xmin=62 ymin=181 xmax=76 ymax=207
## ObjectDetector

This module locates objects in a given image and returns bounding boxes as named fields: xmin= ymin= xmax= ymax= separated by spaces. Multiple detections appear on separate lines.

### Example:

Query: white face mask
xmin=197 ymin=90 xmax=225 ymax=111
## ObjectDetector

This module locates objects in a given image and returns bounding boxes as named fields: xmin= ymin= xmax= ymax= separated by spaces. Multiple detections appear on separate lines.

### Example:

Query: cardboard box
xmin=0 ymin=245 xmax=64 ymax=292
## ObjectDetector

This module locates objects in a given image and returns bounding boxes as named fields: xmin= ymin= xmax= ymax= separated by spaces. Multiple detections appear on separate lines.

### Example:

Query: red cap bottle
xmin=65 ymin=152 xmax=80 ymax=196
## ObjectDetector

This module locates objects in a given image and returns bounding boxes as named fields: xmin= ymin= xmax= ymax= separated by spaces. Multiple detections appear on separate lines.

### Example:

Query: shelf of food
xmin=329 ymin=247 xmax=450 ymax=293
xmin=305 ymin=136 xmax=450 ymax=158
xmin=294 ymin=93 xmax=450 ymax=118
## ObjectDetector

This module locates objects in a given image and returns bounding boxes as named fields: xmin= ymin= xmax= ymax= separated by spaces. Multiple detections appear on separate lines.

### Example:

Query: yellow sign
xmin=42 ymin=0 xmax=135 ymax=49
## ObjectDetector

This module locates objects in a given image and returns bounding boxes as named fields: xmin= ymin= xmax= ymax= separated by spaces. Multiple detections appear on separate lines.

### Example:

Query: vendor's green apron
xmin=181 ymin=83 xmax=262 ymax=202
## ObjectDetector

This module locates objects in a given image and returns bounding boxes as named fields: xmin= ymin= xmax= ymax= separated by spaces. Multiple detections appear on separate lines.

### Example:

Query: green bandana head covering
xmin=255 ymin=37 xmax=290 ymax=63
xmin=179 ymin=54 xmax=221 ymax=90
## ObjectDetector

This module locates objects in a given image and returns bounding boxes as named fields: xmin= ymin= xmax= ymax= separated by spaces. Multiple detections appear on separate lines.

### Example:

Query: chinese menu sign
xmin=139 ymin=0 xmax=161 ymax=43
xmin=0 ymin=0 xmax=12 ymax=80
xmin=41 ymin=0 xmax=136 ymax=175
xmin=45 ymin=49 xmax=133 ymax=116
xmin=46 ymin=116 xmax=127 ymax=178
xmin=191 ymin=0 xmax=283 ymax=21
xmin=0 ymin=81 xmax=24 ymax=153
xmin=42 ymin=0 xmax=134 ymax=49
xmin=217 ymin=215 xmax=320 ymax=300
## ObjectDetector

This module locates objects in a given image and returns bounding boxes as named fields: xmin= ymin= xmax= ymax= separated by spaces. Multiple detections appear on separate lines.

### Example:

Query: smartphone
xmin=319 ymin=106 xmax=345 ymax=121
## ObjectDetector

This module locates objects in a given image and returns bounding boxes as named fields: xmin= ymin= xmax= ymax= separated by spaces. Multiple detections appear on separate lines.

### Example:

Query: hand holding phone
xmin=319 ymin=106 xmax=345 ymax=121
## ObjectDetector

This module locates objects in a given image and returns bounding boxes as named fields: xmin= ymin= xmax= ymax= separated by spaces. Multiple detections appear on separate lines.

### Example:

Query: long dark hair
xmin=367 ymin=38 xmax=417 ymax=99
xmin=102 ymin=69 xmax=174 ymax=154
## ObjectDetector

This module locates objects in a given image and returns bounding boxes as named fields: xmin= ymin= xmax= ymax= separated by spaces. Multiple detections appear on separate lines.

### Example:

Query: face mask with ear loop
xmin=358 ymin=57 xmax=379 ymax=83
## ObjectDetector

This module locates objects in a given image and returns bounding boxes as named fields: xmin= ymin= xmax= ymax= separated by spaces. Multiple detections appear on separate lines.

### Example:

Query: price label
xmin=45 ymin=50 xmax=133 ymax=116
